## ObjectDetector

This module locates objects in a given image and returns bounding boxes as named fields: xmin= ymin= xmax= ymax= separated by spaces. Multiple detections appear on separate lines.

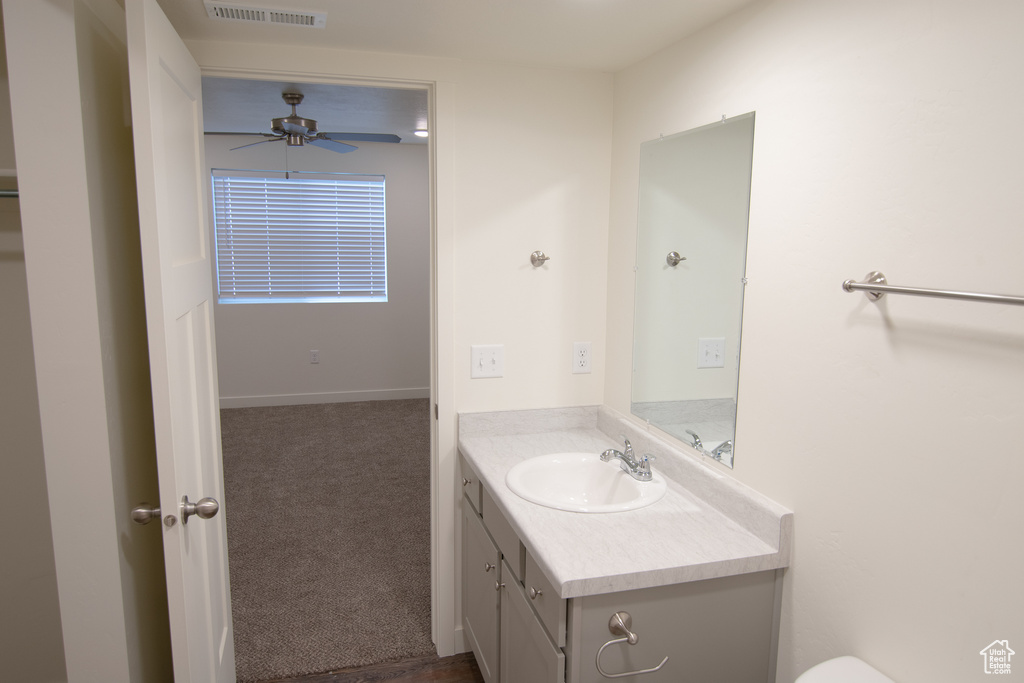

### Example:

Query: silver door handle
xmin=131 ymin=504 xmax=161 ymax=525
xmin=181 ymin=495 xmax=219 ymax=524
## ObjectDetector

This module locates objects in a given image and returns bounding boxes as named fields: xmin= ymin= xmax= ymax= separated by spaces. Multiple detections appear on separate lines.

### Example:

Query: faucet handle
xmin=636 ymin=453 xmax=656 ymax=479
xmin=710 ymin=440 xmax=733 ymax=460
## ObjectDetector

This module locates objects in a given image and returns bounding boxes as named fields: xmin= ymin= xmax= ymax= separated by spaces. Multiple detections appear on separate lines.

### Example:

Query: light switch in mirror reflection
xmin=631 ymin=112 xmax=755 ymax=468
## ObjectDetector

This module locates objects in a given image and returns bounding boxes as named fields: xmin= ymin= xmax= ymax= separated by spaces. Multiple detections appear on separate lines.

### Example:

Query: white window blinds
xmin=211 ymin=171 xmax=387 ymax=303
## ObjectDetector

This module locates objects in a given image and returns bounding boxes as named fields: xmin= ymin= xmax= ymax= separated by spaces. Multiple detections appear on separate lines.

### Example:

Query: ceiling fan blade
xmin=308 ymin=136 xmax=358 ymax=154
xmin=319 ymin=132 xmax=402 ymax=144
xmin=229 ymin=137 xmax=285 ymax=151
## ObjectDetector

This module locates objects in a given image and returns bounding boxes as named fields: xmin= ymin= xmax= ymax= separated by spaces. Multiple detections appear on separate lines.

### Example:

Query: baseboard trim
xmin=219 ymin=387 xmax=430 ymax=409
xmin=452 ymin=626 xmax=468 ymax=655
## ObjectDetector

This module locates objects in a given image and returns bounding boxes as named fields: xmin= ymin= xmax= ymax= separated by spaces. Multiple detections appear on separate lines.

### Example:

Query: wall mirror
xmin=631 ymin=112 xmax=755 ymax=468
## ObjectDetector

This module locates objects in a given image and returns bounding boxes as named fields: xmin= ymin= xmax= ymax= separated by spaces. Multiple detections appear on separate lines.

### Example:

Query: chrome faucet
xmin=685 ymin=429 xmax=703 ymax=451
xmin=601 ymin=438 xmax=655 ymax=482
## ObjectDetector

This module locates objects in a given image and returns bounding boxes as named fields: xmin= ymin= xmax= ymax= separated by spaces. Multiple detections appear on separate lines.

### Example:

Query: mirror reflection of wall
xmin=631 ymin=113 xmax=755 ymax=468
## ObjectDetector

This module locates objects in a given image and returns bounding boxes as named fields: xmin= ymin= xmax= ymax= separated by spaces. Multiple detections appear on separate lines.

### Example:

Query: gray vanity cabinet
xmin=460 ymin=455 xmax=781 ymax=683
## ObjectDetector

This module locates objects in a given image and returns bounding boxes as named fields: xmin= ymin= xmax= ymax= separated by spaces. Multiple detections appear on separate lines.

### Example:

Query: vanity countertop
xmin=458 ymin=405 xmax=792 ymax=599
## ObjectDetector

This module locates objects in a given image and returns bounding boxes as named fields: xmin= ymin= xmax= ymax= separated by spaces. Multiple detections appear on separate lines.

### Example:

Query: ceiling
xmin=186 ymin=0 xmax=757 ymax=145
xmin=159 ymin=0 xmax=758 ymax=73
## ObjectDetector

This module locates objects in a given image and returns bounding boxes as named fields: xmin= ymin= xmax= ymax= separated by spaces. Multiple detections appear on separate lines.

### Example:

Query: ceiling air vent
xmin=204 ymin=2 xmax=327 ymax=28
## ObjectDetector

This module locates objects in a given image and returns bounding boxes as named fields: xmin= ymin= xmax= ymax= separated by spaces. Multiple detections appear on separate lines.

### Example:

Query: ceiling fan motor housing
xmin=272 ymin=93 xmax=320 ymax=142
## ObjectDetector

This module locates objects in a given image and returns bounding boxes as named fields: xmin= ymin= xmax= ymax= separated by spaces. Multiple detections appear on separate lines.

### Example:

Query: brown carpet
xmin=221 ymin=399 xmax=435 ymax=683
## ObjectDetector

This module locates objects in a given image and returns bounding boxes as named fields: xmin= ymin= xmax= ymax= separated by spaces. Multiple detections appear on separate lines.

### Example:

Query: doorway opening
xmin=201 ymin=74 xmax=435 ymax=682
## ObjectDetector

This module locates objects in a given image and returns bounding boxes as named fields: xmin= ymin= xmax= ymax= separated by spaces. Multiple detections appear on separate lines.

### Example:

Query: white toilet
xmin=795 ymin=656 xmax=895 ymax=683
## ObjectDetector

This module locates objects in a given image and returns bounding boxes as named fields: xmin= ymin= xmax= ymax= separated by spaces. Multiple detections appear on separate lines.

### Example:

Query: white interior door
xmin=126 ymin=0 xmax=234 ymax=681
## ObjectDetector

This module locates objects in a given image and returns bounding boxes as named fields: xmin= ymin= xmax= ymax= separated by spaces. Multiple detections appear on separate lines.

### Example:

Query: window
xmin=211 ymin=170 xmax=387 ymax=303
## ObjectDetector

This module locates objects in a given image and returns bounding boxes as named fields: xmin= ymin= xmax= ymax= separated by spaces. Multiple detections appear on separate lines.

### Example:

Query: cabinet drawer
xmin=525 ymin=552 xmax=567 ymax=647
xmin=459 ymin=453 xmax=482 ymax=514
xmin=482 ymin=487 xmax=524 ymax=581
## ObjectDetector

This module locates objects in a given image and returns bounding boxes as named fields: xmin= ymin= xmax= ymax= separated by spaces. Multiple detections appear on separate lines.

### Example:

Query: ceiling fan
xmin=207 ymin=92 xmax=401 ymax=153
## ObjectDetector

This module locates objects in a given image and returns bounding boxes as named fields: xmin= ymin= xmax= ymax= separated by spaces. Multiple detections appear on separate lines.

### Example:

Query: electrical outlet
xmin=309 ymin=349 xmax=320 ymax=364
xmin=572 ymin=342 xmax=592 ymax=374
xmin=471 ymin=344 xmax=504 ymax=378
xmin=697 ymin=338 xmax=725 ymax=368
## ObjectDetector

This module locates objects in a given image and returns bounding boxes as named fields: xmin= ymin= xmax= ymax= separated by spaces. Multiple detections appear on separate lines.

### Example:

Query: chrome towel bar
xmin=843 ymin=271 xmax=1024 ymax=307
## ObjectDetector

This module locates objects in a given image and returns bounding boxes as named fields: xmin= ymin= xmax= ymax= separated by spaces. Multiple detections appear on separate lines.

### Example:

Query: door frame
xmin=198 ymin=65 xmax=457 ymax=656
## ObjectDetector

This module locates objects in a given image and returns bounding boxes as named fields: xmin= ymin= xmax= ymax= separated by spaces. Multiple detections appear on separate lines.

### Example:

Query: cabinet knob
xmin=484 ymin=562 xmax=494 ymax=572
xmin=462 ymin=477 xmax=472 ymax=486
xmin=495 ymin=580 xmax=505 ymax=592
xmin=529 ymin=587 xmax=543 ymax=600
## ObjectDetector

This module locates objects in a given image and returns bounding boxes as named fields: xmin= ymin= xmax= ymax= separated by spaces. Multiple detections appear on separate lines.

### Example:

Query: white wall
xmin=446 ymin=61 xmax=612 ymax=413
xmin=606 ymin=0 xmax=1024 ymax=680
xmin=206 ymin=134 xmax=431 ymax=407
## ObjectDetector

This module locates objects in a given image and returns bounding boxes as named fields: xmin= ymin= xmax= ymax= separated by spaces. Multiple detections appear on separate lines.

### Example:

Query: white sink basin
xmin=505 ymin=452 xmax=667 ymax=513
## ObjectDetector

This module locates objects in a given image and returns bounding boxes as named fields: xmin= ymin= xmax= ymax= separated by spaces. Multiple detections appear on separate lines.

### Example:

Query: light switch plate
xmin=471 ymin=344 xmax=504 ymax=378
xmin=697 ymin=337 xmax=725 ymax=368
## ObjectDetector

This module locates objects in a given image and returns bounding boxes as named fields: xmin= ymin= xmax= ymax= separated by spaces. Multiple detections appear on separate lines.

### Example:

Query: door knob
xmin=131 ymin=504 xmax=161 ymax=525
xmin=181 ymin=495 xmax=219 ymax=524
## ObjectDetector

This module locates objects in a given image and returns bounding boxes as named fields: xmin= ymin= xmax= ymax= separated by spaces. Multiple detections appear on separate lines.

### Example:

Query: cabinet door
xmin=463 ymin=500 xmax=501 ymax=683
xmin=501 ymin=560 xmax=565 ymax=683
